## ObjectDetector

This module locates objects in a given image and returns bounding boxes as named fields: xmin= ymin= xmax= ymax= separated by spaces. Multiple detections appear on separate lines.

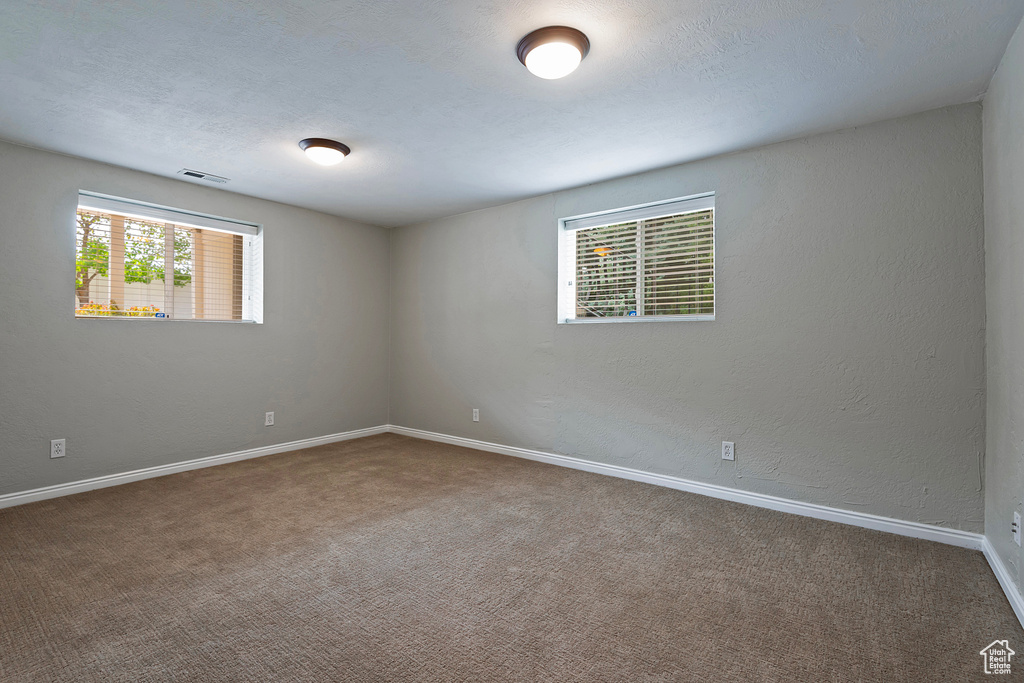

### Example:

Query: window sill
xmin=559 ymin=314 xmax=714 ymax=324
xmin=74 ymin=316 xmax=260 ymax=324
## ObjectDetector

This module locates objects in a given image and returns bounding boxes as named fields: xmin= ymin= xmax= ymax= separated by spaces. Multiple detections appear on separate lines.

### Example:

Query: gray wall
xmin=0 ymin=140 xmax=391 ymax=496
xmin=0 ymin=102 xmax=993 ymax=539
xmin=390 ymin=104 xmax=987 ymax=532
xmin=985 ymin=17 xmax=1024 ymax=588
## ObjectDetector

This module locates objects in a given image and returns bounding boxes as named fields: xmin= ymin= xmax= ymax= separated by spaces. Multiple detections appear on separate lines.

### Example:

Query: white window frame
xmin=76 ymin=191 xmax=264 ymax=324
xmin=557 ymin=192 xmax=715 ymax=324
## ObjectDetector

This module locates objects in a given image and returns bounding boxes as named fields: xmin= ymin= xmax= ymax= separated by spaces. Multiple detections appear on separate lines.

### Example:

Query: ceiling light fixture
xmin=299 ymin=138 xmax=351 ymax=166
xmin=516 ymin=26 xmax=590 ymax=80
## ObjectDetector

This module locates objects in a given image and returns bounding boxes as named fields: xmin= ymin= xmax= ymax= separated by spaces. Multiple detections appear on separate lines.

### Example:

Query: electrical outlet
xmin=1014 ymin=512 xmax=1021 ymax=547
xmin=265 ymin=412 xmax=275 ymax=427
xmin=722 ymin=441 xmax=735 ymax=461
xmin=50 ymin=439 xmax=65 ymax=459
xmin=472 ymin=408 xmax=479 ymax=422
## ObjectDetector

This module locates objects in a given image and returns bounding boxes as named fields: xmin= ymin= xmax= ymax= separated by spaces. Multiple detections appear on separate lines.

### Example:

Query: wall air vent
xmin=177 ymin=169 xmax=229 ymax=184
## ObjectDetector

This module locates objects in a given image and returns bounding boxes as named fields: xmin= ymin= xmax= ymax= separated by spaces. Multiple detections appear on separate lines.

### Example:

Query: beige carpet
xmin=0 ymin=433 xmax=1019 ymax=682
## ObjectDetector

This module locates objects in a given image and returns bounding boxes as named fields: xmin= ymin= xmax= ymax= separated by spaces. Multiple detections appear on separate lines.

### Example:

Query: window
xmin=74 ymin=192 xmax=263 ymax=322
xmin=557 ymin=193 xmax=714 ymax=323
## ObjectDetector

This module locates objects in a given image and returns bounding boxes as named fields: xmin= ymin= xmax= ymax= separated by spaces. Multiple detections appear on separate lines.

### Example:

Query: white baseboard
xmin=0 ymin=425 xmax=389 ymax=510
xmin=983 ymin=537 xmax=1024 ymax=627
xmin=388 ymin=425 xmax=984 ymax=551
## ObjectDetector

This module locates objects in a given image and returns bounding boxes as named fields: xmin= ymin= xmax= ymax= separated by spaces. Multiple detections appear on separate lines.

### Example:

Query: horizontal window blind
xmin=75 ymin=193 xmax=261 ymax=322
xmin=562 ymin=193 xmax=714 ymax=232
xmin=558 ymin=193 xmax=714 ymax=322
xmin=78 ymin=191 xmax=259 ymax=236
xmin=643 ymin=210 xmax=714 ymax=316
xmin=574 ymin=221 xmax=637 ymax=318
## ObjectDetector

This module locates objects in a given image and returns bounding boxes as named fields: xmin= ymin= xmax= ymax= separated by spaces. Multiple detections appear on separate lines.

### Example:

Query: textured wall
xmin=984 ymin=18 xmax=1024 ymax=589
xmin=0 ymin=141 xmax=391 ymax=495
xmin=390 ymin=104 xmax=987 ymax=531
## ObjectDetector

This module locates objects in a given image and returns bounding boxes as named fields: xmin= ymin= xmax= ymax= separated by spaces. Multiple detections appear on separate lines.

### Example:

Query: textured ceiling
xmin=2 ymin=0 xmax=1023 ymax=227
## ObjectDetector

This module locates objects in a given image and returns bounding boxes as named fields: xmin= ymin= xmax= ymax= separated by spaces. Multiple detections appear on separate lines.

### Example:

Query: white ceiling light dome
xmin=299 ymin=138 xmax=351 ymax=166
xmin=516 ymin=26 xmax=590 ymax=80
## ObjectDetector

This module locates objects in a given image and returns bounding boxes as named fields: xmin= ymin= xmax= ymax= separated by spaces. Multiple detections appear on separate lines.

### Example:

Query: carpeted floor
xmin=0 ymin=433 xmax=1019 ymax=682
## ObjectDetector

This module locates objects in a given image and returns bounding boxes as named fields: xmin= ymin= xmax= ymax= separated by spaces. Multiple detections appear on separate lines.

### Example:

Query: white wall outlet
xmin=722 ymin=441 xmax=735 ymax=461
xmin=472 ymin=408 xmax=479 ymax=422
xmin=265 ymin=411 xmax=275 ymax=426
xmin=1014 ymin=512 xmax=1021 ymax=547
xmin=50 ymin=439 xmax=65 ymax=459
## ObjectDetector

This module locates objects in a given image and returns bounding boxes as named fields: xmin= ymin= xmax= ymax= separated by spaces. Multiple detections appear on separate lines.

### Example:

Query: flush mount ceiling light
xmin=298 ymin=138 xmax=351 ymax=166
xmin=516 ymin=26 xmax=590 ymax=80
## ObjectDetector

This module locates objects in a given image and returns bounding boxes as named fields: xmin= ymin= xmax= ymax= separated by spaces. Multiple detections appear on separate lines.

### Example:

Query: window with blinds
xmin=74 ymin=192 xmax=263 ymax=322
xmin=557 ymin=194 xmax=714 ymax=323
